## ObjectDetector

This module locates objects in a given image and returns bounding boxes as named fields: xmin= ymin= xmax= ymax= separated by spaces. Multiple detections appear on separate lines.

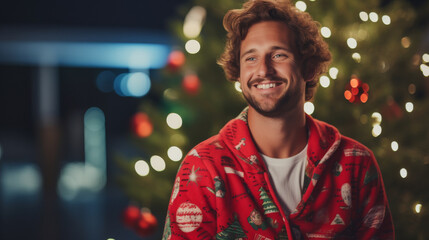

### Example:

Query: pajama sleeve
xmin=356 ymin=152 xmax=395 ymax=239
xmin=162 ymin=150 xmax=217 ymax=240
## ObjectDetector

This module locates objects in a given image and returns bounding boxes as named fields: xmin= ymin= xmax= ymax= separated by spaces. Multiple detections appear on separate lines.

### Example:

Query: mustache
xmin=247 ymin=77 xmax=287 ymax=88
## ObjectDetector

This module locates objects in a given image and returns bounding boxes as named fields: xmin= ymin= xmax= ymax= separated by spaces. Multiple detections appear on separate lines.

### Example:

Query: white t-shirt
xmin=260 ymin=144 xmax=308 ymax=215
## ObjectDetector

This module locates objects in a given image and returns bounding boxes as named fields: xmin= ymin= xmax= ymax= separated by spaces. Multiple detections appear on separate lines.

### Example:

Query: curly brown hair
xmin=217 ymin=0 xmax=331 ymax=101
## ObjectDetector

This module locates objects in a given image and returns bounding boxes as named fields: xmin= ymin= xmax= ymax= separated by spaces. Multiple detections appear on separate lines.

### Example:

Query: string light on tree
xmin=359 ymin=11 xmax=369 ymax=21
xmin=347 ymin=38 xmax=358 ymax=49
xmin=185 ymin=40 xmax=201 ymax=54
xmin=422 ymin=53 xmax=429 ymax=63
xmin=400 ymin=168 xmax=407 ymax=178
xmin=295 ymin=1 xmax=307 ymax=11
xmin=371 ymin=112 xmax=382 ymax=124
xmin=420 ymin=64 xmax=429 ymax=77
xmin=372 ymin=125 xmax=382 ymax=137
xmin=135 ymin=160 xmax=150 ymax=176
xmin=401 ymin=37 xmax=411 ymax=48
xmin=352 ymin=53 xmax=361 ymax=63
xmin=234 ymin=82 xmax=242 ymax=92
xmin=304 ymin=102 xmax=315 ymax=115
xmin=415 ymin=203 xmax=422 ymax=214
xmin=329 ymin=67 xmax=339 ymax=79
xmin=391 ymin=141 xmax=399 ymax=151
xmin=150 ymin=155 xmax=166 ymax=172
xmin=183 ymin=6 xmax=206 ymax=38
xmin=319 ymin=75 xmax=330 ymax=88
xmin=167 ymin=146 xmax=183 ymax=162
xmin=167 ymin=113 xmax=183 ymax=129
xmin=369 ymin=12 xmax=379 ymax=22
xmin=321 ymin=27 xmax=331 ymax=38
xmin=382 ymin=15 xmax=391 ymax=25
xmin=405 ymin=102 xmax=414 ymax=112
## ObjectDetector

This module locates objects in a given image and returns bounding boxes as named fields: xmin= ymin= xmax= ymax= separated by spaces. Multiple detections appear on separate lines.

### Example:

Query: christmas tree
xmin=216 ymin=216 xmax=247 ymax=240
xmin=116 ymin=0 xmax=429 ymax=239
xmin=259 ymin=187 xmax=280 ymax=215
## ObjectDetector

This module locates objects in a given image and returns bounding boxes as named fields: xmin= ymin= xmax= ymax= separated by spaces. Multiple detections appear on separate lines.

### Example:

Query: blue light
xmin=113 ymin=72 xmax=151 ymax=97
xmin=0 ymin=42 xmax=171 ymax=69
xmin=127 ymin=72 xmax=151 ymax=97
xmin=113 ymin=73 xmax=128 ymax=97
xmin=95 ymin=71 xmax=115 ymax=93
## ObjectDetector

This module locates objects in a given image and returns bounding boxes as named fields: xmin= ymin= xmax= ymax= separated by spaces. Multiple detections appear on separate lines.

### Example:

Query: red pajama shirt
xmin=163 ymin=109 xmax=394 ymax=240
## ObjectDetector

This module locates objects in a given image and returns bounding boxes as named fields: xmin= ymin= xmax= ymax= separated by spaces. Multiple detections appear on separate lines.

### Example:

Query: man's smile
xmin=254 ymin=81 xmax=284 ymax=90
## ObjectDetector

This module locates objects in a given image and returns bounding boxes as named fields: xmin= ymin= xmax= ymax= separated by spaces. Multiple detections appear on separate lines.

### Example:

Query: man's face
xmin=239 ymin=21 xmax=306 ymax=117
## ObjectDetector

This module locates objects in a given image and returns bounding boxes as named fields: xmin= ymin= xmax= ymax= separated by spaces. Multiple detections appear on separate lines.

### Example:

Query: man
xmin=163 ymin=0 xmax=394 ymax=239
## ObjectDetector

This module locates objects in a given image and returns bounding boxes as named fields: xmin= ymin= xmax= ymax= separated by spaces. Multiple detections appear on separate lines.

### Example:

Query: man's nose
xmin=257 ymin=55 xmax=274 ymax=77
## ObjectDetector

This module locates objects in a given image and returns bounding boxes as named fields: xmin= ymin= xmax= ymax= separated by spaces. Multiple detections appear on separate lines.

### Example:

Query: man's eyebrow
xmin=271 ymin=46 xmax=293 ymax=53
xmin=240 ymin=49 xmax=256 ymax=59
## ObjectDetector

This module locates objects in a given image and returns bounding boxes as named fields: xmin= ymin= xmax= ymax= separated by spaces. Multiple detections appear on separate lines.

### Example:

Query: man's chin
xmin=249 ymin=103 xmax=285 ymax=118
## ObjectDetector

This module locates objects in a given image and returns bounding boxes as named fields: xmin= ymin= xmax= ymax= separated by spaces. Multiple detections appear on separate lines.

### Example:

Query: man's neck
xmin=247 ymin=106 xmax=308 ymax=159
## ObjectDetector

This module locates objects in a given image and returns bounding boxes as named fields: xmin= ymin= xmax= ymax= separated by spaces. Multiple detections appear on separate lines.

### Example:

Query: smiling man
xmin=163 ymin=0 xmax=394 ymax=239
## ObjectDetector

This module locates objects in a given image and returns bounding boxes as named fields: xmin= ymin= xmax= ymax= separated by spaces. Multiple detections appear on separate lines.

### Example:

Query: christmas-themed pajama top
xmin=163 ymin=108 xmax=394 ymax=240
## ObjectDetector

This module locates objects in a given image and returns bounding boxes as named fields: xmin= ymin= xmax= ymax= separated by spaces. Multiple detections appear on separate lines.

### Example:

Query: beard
xmin=242 ymin=77 xmax=303 ymax=118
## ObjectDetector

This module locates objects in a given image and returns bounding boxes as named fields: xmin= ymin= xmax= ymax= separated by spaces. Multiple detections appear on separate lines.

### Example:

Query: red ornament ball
xmin=167 ymin=50 xmax=186 ymax=71
xmin=131 ymin=112 xmax=153 ymax=138
xmin=135 ymin=210 xmax=158 ymax=236
xmin=123 ymin=205 xmax=141 ymax=227
xmin=182 ymin=74 xmax=200 ymax=95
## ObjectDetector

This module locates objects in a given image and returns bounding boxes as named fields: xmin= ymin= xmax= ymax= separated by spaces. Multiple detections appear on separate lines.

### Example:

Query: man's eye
xmin=273 ymin=54 xmax=287 ymax=59
xmin=246 ymin=57 xmax=256 ymax=61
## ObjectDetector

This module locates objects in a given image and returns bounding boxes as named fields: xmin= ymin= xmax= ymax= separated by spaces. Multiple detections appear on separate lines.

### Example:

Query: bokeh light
xmin=96 ymin=70 xmax=115 ymax=93
xmin=415 ymin=203 xmax=422 ymax=214
xmin=321 ymin=27 xmax=331 ymax=38
xmin=234 ymin=82 xmax=242 ymax=92
xmin=167 ymin=50 xmax=186 ymax=69
xmin=405 ymin=102 xmax=414 ymax=113
xmin=347 ymin=38 xmax=357 ymax=49
xmin=382 ymin=15 xmax=391 ymax=25
xmin=369 ymin=12 xmax=379 ymax=22
xmin=167 ymin=146 xmax=183 ymax=162
xmin=135 ymin=160 xmax=150 ymax=176
xmin=182 ymin=74 xmax=200 ymax=95
xmin=408 ymin=84 xmax=416 ymax=94
xmin=352 ymin=53 xmax=361 ymax=63
xmin=183 ymin=6 xmax=206 ymax=38
xmin=319 ymin=76 xmax=330 ymax=88
xmin=295 ymin=1 xmax=307 ymax=11
xmin=372 ymin=125 xmax=382 ymax=137
xmin=304 ymin=102 xmax=315 ymax=115
xmin=166 ymin=113 xmax=183 ymax=129
xmin=391 ymin=141 xmax=399 ymax=152
xmin=423 ymin=53 xmax=429 ymax=63
xmin=400 ymin=168 xmax=407 ymax=178
xmin=420 ymin=64 xmax=429 ymax=77
xmin=150 ymin=155 xmax=166 ymax=172
xmin=113 ymin=72 xmax=151 ymax=97
xmin=132 ymin=112 xmax=153 ymax=138
xmin=329 ymin=67 xmax=339 ymax=79
xmin=185 ymin=40 xmax=201 ymax=54
xmin=371 ymin=112 xmax=382 ymax=125
xmin=401 ymin=37 xmax=411 ymax=48
xmin=127 ymin=72 xmax=151 ymax=97
xmin=359 ymin=11 xmax=369 ymax=21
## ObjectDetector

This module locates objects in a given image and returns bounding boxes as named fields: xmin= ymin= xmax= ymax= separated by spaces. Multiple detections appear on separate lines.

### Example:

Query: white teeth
xmin=256 ymin=83 xmax=276 ymax=89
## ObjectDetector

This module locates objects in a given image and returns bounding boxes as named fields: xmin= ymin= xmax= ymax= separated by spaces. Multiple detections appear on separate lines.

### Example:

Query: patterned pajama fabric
xmin=163 ymin=108 xmax=394 ymax=240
